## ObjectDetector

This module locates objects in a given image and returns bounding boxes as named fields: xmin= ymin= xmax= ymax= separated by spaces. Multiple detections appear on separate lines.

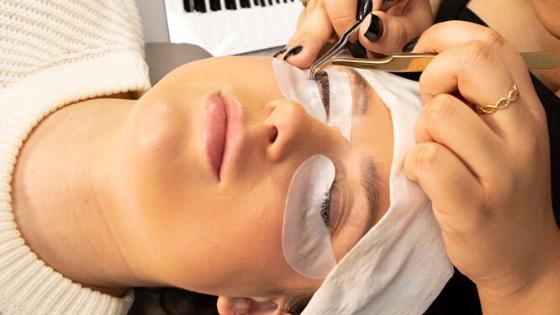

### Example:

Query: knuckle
xmin=329 ymin=14 xmax=355 ymax=31
xmin=461 ymin=40 xmax=493 ymax=67
xmin=306 ymin=0 xmax=318 ymax=10
xmin=392 ymin=21 xmax=409 ymax=50
xmin=479 ymin=28 xmax=507 ymax=50
xmin=415 ymin=143 xmax=440 ymax=174
xmin=425 ymin=94 xmax=459 ymax=127
xmin=423 ymin=21 xmax=446 ymax=40
xmin=299 ymin=28 xmax=330 ymax=47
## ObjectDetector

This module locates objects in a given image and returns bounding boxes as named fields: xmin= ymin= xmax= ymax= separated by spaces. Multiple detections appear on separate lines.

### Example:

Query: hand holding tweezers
xmin=309 ymin=0 xmax=398 ymax=79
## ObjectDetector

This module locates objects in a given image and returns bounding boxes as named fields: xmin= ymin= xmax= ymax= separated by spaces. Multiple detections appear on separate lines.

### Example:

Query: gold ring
xmin=301 ymin=0 xmax=308 ymax=7
xmin=476 ymin=84 xmax=519 ymax=114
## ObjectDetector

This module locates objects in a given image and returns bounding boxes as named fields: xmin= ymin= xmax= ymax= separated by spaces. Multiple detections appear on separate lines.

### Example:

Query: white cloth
xmin=0 ymin=1 xmax=150 ymax=314
xmin=301 ymin=71 xmax=454 ymax=315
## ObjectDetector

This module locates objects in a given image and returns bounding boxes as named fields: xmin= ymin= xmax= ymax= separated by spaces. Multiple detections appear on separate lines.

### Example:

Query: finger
xmin=296 ymin=6 xmax=307 ymax=29
xmin=414 ymin=93 xmax=506 ymax=180
xmin=324 ymin=0 xmax=358 ymax=39
xmin=280 ymin=7 xmax=334 ymax=68
xmin=419 ymin=41 xmax=522 ymax=138
xmin=404 ymin=142 xmax=484 ymax=230
xmin=413 ymin=21 xmax=540 ymax=112
xmin=274 ymin=9 xmax=307 ymax=58
xmin=358 ymin=10 xmax=431 ymax=55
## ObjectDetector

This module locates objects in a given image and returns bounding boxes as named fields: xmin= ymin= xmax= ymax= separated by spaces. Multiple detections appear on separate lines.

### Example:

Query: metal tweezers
xmin=308 ymin=0 xmax=558 ymax=78
xmin=310 ymin=51 xmax=558 ymax=77
xmin=309 ymin=0 xmax=397 ymax=78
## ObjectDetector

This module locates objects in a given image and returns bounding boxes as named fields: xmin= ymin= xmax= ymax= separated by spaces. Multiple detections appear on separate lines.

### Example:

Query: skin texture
xmin=285 ymin=0 xmax=560 ymax=313
xmin=11 ymin=57 xmax=394 ymax=312
xmin=532 ymin=0 xmax=560 ymax=39
xmin=281 ymin=0 xmax=560 ymax=92
xmin=277 ymin=0 xmax=435 ymax=68
xmin=467 ymin=0 xmax=560 ymax=94
xmin=406 ymin=20 xmax=560 ymax=315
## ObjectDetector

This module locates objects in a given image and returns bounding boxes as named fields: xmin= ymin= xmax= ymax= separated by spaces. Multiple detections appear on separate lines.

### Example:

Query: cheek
xmin=533 ymin=0 xmax=560 ymax=38
xmin=151 ymin=182 xmax=294 ymax=295
xmin=331 ymin=187 xmax=371 ymax=261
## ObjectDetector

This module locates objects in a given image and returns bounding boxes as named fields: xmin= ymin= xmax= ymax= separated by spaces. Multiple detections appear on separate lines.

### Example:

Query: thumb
xmin=358 ymin=10 xmax=432 ymax=55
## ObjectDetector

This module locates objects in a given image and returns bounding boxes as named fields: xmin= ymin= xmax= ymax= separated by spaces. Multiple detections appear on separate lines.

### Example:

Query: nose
xmin=265 ymin=100 xmax=327 ymax=163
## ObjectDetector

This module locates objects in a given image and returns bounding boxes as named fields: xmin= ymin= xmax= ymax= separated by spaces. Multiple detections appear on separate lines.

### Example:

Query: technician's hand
xmin=404 ymin=21 xmax=560 ymax=314
xmin=275 ymin=0 xmax=433 ymax=69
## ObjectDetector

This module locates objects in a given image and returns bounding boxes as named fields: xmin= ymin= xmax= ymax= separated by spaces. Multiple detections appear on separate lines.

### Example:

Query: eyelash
xmin=321 ymin=180 xmax=337 ymax=228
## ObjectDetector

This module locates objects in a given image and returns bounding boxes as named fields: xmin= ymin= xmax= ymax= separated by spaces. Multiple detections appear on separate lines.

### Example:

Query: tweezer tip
xmin=308 ymin=70 xmax=316 ymax=80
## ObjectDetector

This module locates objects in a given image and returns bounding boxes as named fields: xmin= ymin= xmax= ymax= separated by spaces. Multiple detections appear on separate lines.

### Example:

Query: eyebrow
xmin=316 ymin=68 xmax=371 ymax=118
xmin=360 ymin=156 xmax=381 ymax=234
xmin=347 ymin=67 xmax=371 ymax=116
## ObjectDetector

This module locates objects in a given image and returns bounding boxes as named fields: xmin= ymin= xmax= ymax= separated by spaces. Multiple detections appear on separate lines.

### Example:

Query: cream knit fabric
xmin=0 ymin=0 xmax=150 ymax=314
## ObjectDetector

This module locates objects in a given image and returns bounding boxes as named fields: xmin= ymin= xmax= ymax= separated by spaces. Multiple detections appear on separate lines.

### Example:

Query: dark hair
xmin=282 ymin=292 xmax=314 ymax=315
xmin=131 ymin=287 xmax=314 ymax=315
xmin=132 ymin=287 xmax=219 ymax=315
xmin=159 ymin=288 xmax=219 ymax=315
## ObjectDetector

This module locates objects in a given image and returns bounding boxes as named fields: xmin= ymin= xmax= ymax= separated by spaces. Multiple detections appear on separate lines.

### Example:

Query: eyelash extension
xmin=320 ymin=180 xmax=337 ymax=228
xmin=316 ymin=70 xmax=330 ymax=115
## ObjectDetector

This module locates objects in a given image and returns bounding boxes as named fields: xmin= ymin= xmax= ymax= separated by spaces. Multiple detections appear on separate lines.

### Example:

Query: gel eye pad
xmin=272 ymin=59 xmax=354 ymax=279
xmin=282 ymin=155 xmax=337 ymax=279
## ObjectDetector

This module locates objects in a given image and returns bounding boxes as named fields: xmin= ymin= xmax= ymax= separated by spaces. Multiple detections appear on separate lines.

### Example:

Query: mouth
xmin=203 ymin=92 xmax=243 ymax=181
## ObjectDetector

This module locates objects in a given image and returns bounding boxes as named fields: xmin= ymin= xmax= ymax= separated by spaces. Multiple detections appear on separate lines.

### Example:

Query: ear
xmin=217 ymin=296 xmax=291 ymax=315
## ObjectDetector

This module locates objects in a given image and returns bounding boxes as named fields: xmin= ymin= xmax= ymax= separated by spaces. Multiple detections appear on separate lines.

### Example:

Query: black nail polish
xmin=348 ymin=41 xmax=367 ymax=58
xmin=364 ymin=13 xmax=384 ymax=42
xmin=402 ymin=37 xmax=419 ymax=53
xmin=284 ymin=45 xmax=303 ymax=60
xmin=356 ymin=0 xmax=372 ymax=21
xmin=273 ymin=48 xmax=287 ymax=58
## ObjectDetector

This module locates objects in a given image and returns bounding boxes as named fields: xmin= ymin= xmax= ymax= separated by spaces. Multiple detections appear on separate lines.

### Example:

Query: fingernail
xmin=273 ymin=48 xmax=287 ymax=58
xmin=364 ymin=13 xmax=384 ymax=42
xmin=284 ymin=45 xmax=303 ymax=60
xmin=402 ymin=37 xmax=419 ymax=53
xmin=348 ymin=41 xmax=367 ymax=58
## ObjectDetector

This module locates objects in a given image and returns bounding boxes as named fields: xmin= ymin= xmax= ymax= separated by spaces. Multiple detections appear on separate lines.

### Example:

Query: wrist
xmin=477 ymin=226 xmax=560 ymax=314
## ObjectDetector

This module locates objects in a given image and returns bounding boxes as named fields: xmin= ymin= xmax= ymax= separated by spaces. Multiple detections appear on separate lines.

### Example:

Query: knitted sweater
xmin=0 ymin=1 xmax=150 ymax=314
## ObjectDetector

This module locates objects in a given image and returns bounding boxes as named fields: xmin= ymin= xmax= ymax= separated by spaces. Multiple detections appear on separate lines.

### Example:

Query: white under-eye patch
xmin=272 ymin=60 xmax=354 ymax=279
xmin=282 ymin=155 xmax=337 ymax=279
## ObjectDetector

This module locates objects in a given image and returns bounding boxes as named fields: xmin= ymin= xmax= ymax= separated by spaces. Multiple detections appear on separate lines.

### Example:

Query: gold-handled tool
xmin=312 ymin=51 xmax=558 ymax=74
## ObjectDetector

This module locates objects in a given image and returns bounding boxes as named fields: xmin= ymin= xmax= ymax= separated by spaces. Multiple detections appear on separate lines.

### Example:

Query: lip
xmin=203 ymin=92 xmax=243 ymax=181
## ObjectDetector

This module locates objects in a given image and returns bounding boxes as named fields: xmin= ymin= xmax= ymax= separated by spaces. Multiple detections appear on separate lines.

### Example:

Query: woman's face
xmin=118 ymin=57 xmax=394 ymax=300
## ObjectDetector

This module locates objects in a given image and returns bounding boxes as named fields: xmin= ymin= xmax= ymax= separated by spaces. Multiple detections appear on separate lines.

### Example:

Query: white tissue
xmin=301 ymin=70 xmax=453 ymax=315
